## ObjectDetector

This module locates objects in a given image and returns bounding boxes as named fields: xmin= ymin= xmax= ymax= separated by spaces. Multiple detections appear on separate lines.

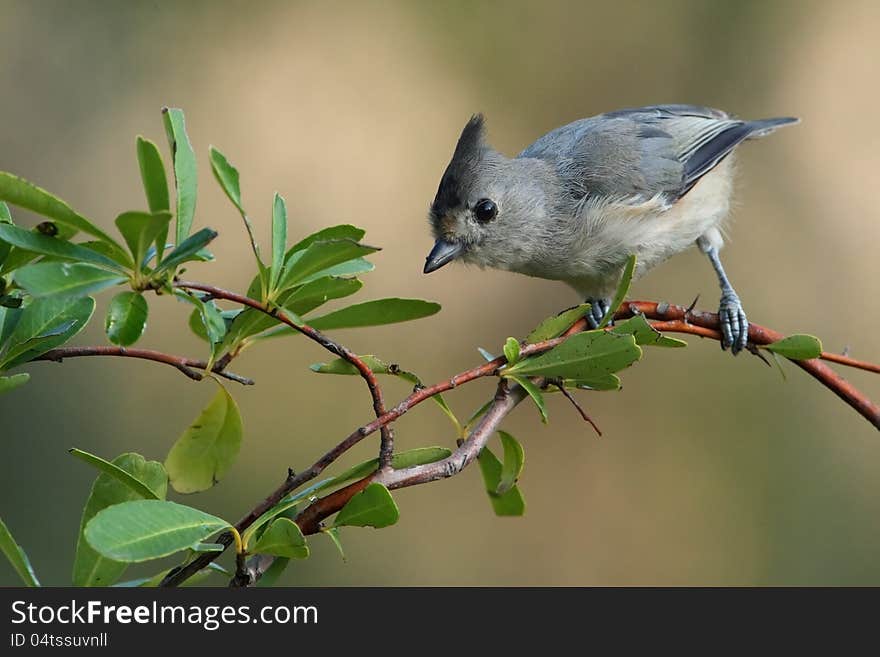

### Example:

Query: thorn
xmin=842 ymin=345 xmax=851 ymax=357
xmin=685 ymin=294 xmax=700 ymax=318
xmin=287 ymin=467 xmax=296 ymax=479
xmin=555 ymin=383 xmax=602 ymax=437
xmin=747 ymin=344 xmax=771 ymax=367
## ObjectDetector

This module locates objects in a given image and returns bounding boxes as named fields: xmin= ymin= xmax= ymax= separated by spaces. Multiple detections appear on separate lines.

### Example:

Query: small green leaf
xmin=251 ymin=518 xmax=309 ymax=559
xmin=598 ymin=254 xmax=636 ymax=328
xmin=505 ymin=331 xmax=640 ymax=380
xmin=309 ymin=354 xmax=391 ymax=375
xmin=175 ymin=290 xmax=225 ymax=346
xmin=308 ymin=298 xmax=441 ymax=330
xmin=0 ymin=372 xmax=29 ymax=395
xmin=72 ymin=452 xmax=168 ymax=586
xmin=115 ymin=211 xmax=172 ymax=268
xmin=508 ymin=375 xmax=548 ymax=423
xmin=320 ymin=447 xmax=453 ymax=494
xmin=565 ymin=373 xmax=622 ymax=391
xmin=321 ymin=527 xmax=346 ymax=562
xmin=0 ymin=224 xmax=127 ymax=272
xmin=477 ymin=447 xmax=525 ymax=516
xmin=611 ymin=315 xmax=687 ymax=348
xmin=526 ymin=303 xmax=591 ymax=343
xmin=270 ymin=193 xmax=287 ymax=290
xmin=84 ymin=500 xmax=230 ymax=563
xmin=503 ymin=337 xmax=520 ymax=365
xmin=105 ymin=291 xmax=148 ymax=346
xmin=0 ymin=202 xmax=12 ymax=265
xmin=162 ymin=108 xmax=198 ymax=244
xmin=284 ymin=276 xmax=363 ymax=316
xmin=68 ymin=448 xmax=164 ymax=500
xmin=164 ymin=383 xmax=243 ymax=494
xmin=0 ymin=295 xmax=95 ymax=369
xmin=154 ymin=227 xmax=218 ymax=273
xmin=14 ymin=262 xmax=124 ymax=298
xmin=209 ymin=146 xmax=264 ymax=276
xmin=334 ymin=483 xmax=399 ymax=528
xmin=0 ymin=516 xmax=40 ymax=586
xmin=496 ymin=431 xmax=525 ymax=495
xmin=286 ymin=225 xmax=367 ymax=260
xmin=0 ymin=171 xmax=125 ymax=249
xmin=464 ymin=399 xmax=493 ymax=433
xmin=136 ymin=136 xmax=170 ymax=217
xmin=278 ymin=239 xmax=379 ymax=292
xmin=764 ymin=334 xmax=823 ymax=360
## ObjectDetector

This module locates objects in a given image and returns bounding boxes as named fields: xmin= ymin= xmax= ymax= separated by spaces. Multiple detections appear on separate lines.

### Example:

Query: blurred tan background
xmin=1 ymin=0 xmax=878 ymax=586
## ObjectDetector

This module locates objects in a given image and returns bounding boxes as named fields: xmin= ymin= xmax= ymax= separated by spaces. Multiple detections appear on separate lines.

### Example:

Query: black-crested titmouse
xmin=423 ymin=104 xmax=798 ymax=354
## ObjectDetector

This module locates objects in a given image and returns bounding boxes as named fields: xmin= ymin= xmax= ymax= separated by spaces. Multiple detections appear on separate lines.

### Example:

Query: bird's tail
xmin=745 ymin=116 xmax=800 ymax=139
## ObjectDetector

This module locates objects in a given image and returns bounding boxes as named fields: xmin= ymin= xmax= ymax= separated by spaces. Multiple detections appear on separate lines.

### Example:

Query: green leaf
xmin=0 ymin=372 xmax=29 ymax=395
xmin=334 ymin=483 xmax=399 ymax=528
xmin=114 ymin=562 xmax=229 ymax=588
xmin=136 ymin=137 xmax=170 ymax=212
xmin=175 ymin=290 xmax=225 ymax=346
xmin=565 ymin=373 xmax=622 ymax=391
xmin=295 ymin=257 xmax=374 ymax=285
xmin=322 ymin=527 xmax=346 ymax=562
xmin=209 ymin=146 xmax=264 ymax=276
xmin=286 ymin=224 xmax=366 ymax=259
xmin=270 ymin=193 xmax=287 ymax=290
xmin=72 ymin=452 xmax=168 ymax=586
xmin=136 ymin=137 xmax=171 ymax=263
xmin=154 ymin=227 xmax=218 ymax=274
xmin=0 ymin=171 xmax=125 ymax=249
xmin=504 ymin=331 xmax=641 ymax=380
xmin=0 ymin=295 xmax=95 ymax=369
xmin=278 ymin=239 xmax=379 ymax=292
xmin=0 ymin=202 xmax=12 ymax=265
xmin=308 ymin=298 xmax=441 ymax=330
xmin=105 ymin=291 xmax=148 ymax=346
xmin=115 ymin=211 xmax=172 ymax=268
xmin=503 ymin=337 xmax=520 ymax=365
xmin=598 ymin=254 xmax=636 ymax=328
xmin=165 ymin=383 xmax=243 ymax=493
xmin=0 ymin=224 xmax=127 ymax=272
xmin=69 ymin=449 xmax=164 ymax=500
xmin=477 ymin=446 xmax=525 ymax=516
xmin=526 ymin=303 xmax=591 ymax=343
xmin=162 ymin=108 xmax=198 ymax=244
xmin=285 ymin=276 xmax=363 ymax=316
xmin=209 ymin=146 xmax=244 ymax=213
xmin=231 ymin=277 xmax=363 ymax=342
xmin=610 ymin=315 xmax=687 ymax=348
xmin=251 ymin=518 xmax=309 ymax=559
xmin=84 ymin=500 xmax=230 ymax=563
xmin=309 ymin=354 xmax=391 ymax=375
xmin=496 ymin=431 xmax=525 ymax=495
xmin=764 ymin=334 xmax=823 ymax=360
xmin=508 ymin=375 xmax=548 ymax=423
xmin=0 ymin=516 xmax=40 ymax=586
xmin=14 ymin=262 xmax=125 ymax=298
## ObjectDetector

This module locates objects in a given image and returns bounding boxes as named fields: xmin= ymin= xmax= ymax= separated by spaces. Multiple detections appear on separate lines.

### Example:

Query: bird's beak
xmin=423 ymin=239 xmax=464 ymax=274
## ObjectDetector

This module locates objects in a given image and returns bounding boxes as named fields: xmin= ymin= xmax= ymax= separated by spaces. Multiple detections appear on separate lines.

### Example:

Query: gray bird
xmin=423 ymin=104 xmax=798 ymax=354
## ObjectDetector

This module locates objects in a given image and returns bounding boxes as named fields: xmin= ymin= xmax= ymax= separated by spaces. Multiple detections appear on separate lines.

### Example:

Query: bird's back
xmin=518 ymin=104 xmax=797 ymax=203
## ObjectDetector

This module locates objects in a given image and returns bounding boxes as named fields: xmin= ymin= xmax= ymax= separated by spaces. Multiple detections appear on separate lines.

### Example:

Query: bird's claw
xmin=585 ymin=298 xmax=611 ymax=329
xmin=718 ymin=292 xmax=748 ymax=354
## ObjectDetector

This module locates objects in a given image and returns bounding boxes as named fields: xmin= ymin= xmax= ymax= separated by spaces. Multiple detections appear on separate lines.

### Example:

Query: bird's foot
xmin=585 ymin=298 xmax=611 ymax=329
xmin=718 ymin=292 xmax=748 ymax=354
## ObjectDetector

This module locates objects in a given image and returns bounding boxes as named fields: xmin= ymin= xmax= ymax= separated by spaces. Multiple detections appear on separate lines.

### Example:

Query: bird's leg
xmin=697 ymin=236 xmax=748 ymax=354
xmin=584 ymin=297 xmax=611 ymax=329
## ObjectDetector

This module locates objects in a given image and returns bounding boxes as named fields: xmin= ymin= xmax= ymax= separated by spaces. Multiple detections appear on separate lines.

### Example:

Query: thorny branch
xmin=153 ymin=287 xmax=878 ymax=587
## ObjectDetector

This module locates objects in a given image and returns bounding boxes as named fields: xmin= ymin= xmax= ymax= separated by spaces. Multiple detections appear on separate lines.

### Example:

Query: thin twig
xmin=174 ymin=281 xmax=395 ymax=466
xmin=162 ymin=296 xmax=879 ymax=586
xmin=554 ymin=383 xmax=602 ymax=436
xmin=35 ymin=346 xmax=253 ymax=385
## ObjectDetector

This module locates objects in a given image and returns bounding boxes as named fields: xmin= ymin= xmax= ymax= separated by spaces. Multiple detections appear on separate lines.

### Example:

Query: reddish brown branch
xmin=35 ymin=346 xmax=253 ymax=385
xmin=174 ymin=281 xmax=395 ymax=465
xmin=162 ymin=295 xmax=879 ymax=586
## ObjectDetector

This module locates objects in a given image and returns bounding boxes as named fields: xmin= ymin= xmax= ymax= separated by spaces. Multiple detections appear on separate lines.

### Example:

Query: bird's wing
xmin=520 ymin=105 xmax=795 ymax=203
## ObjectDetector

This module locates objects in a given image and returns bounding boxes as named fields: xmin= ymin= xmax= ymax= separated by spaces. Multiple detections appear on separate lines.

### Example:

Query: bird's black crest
xmin=430 ymin=114 xmax=487 ymax=222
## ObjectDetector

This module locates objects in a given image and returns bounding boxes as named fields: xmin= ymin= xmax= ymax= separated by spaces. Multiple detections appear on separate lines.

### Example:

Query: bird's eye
xmin=473 ymin=199 xmax=497 ymax=223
